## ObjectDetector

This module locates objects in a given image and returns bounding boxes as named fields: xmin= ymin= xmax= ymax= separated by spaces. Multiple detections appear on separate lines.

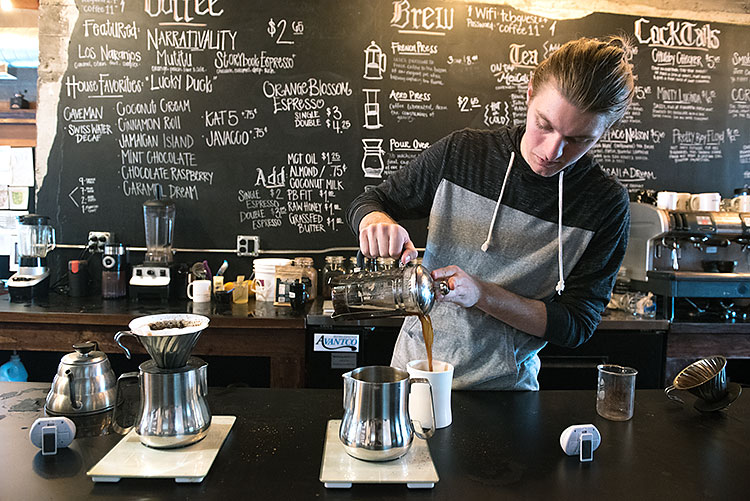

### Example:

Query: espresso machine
xmin=7 ymin=214 xmax=56 ymax=301
xmin=129 ymin=198 xmax=175 ymax=300
xmin=623 ymin=202 xmax=750 ymax=321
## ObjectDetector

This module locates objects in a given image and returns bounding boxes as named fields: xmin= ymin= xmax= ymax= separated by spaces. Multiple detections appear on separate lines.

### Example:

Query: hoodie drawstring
xmin=481 ymin=152 xmax=514 ymax=252
xmin=480 ymin=151 xmax=566 ymax=295
xmin=555 ymin=170 xmax=565 ymax=295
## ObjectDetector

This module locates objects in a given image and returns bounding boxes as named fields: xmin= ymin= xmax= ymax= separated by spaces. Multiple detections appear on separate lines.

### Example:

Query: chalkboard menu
xmin=37 ymin=0 xmax=750 ymax=251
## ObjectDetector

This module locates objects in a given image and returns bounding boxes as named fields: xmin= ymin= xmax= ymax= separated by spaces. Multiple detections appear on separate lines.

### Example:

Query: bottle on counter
xmin=322 ymin=255 xmax=346 ymax=299
xmin=293 ymin=257 xmax=317 ymax=301
xmin=0 ymin=351 xmax=28 ymax=382
xmin=101 ymin=243 xmax=127 ymax=299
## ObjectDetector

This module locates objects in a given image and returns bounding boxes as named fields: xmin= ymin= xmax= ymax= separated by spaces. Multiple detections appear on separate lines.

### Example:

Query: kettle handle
xmin=114 ymin=331 xmax=136 ymax=359
xmin=409 ymin=377 xmax=436 ymax=440
xmin=111 ymin=371 xmax=139 ymax=435
xmin=65 ymin=369 xmax=82 ymax=410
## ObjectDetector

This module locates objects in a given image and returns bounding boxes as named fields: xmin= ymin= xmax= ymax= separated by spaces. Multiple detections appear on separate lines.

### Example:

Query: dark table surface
xmin=1 ymin=382 xmax=748 ymax=500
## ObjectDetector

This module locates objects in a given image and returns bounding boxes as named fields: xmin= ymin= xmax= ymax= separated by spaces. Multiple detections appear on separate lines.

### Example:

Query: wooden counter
xmin=0 ymin=291 xmax=306 ymax=388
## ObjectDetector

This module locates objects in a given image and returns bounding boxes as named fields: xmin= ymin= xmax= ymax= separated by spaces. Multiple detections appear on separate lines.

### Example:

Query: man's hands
xmin=431 ymin=264 xmax=548 ymax=338
xmin=431 ymin=266 xmax=481 ymax=308
xmin=359 ymin=212 xmax=418 ymax=265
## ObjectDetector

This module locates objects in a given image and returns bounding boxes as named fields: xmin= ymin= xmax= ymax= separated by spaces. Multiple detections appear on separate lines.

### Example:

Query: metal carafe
xmin=331 ymin=263 xmax=449 ymax=319
xmin=339 ymin=366 xmax=435 ymax=461
xmin=115 ymin=357 xmax=211 ymax=448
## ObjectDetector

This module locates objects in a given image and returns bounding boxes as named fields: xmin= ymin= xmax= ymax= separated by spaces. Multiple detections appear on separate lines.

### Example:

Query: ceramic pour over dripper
xmin=115 ymin=314 xmax=209 ymax=369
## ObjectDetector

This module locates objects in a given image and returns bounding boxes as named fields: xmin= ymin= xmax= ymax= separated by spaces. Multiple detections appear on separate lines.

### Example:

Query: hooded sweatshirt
xmin=347 ymin=126 xmax=630 ymax=390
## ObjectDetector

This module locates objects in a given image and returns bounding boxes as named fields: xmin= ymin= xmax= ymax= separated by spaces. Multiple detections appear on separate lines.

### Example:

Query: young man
xmin=348 ymin=37 xmax=635 ymax=390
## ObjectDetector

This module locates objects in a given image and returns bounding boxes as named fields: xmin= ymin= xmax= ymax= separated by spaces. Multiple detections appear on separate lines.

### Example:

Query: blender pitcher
xmin=143 ymin=199 xmax=175 ymax=265
xmin=17 ymin=214 xmax=56 ymax=258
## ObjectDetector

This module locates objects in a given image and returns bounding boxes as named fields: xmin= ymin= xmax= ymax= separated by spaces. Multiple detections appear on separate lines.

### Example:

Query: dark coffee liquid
xmin=418 ymin=314 xmax=434 ymax=372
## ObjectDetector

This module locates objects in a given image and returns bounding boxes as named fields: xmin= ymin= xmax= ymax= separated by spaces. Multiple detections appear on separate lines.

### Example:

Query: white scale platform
xmin=87 ymin=415 xmax=236 ymax=483
xmin=319 ymin=419 xmax=439 ymax=489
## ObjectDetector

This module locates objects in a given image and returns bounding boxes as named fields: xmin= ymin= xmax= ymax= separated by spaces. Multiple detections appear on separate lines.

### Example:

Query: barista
xmin=348 ymin=36 xmax=634 ymax=390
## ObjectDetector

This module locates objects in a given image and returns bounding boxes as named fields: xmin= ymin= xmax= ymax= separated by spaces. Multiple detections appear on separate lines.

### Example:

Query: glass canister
xmin=331 ymin=264 xmax=449 ymax=319
xmin=375 ymin=257 xmax=397 ymax=271
xmin=322 ymin=255 xmax=346 ymax=299
xmin=347 ymin=256 xmax=359 ymax=274
xmin=293 ymin=257 xmax=317 ymax=301
xmin=102 ymin=243 xmax=127 ymax=299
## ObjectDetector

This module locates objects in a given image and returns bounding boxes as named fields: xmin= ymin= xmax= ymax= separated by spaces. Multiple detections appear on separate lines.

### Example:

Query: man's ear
xmin=526 ymin=82 xmax=533 ymax=104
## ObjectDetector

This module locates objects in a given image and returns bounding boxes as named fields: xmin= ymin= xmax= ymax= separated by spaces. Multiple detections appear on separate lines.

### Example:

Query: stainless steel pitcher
xmin=339 ymin=366 xmax=435 ymax=461
xmin=114 ymin=357 xmax=211 ymax=448
xmin=331 ymin=263 xmax=449 ymax=319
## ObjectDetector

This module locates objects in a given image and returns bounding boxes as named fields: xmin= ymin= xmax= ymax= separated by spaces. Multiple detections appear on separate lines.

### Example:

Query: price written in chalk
xmin=268 ymin=18 xmax=305 ymax=45
xmin=325 ymin=106 xmax=351 ymax=134
xmin=458 ymin=95 xmax=481 ymax=112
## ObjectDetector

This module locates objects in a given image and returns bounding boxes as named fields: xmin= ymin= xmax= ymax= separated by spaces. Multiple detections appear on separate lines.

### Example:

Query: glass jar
xmin=375 ymin=257 xmax=397 ymax=271
xmin=293 ymin=257 xmax=317 ymax=301
xmin=322 ymin=255 xmax=346 ymax=299
xmin=347 ymin=256 xmax=359 ymax=274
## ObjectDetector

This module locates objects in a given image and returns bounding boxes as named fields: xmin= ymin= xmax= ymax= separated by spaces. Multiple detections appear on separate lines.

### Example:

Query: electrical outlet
xmin=87 ymin=231 xmax=113 ymax=253
xmin=236 ymin=235 xmax=260 ymax=257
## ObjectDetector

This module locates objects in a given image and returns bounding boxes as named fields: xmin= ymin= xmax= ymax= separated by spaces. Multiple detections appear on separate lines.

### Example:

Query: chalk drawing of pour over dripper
xmin=361 ymin=139 xmax=385 ymax=178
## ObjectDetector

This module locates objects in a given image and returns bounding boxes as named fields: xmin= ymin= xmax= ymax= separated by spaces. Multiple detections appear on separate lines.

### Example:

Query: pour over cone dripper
xmin=116 ymin=314 xmax=209 ymax=369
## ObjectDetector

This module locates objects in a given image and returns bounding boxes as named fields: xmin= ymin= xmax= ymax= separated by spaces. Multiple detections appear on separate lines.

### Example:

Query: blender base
xmin=7 ymin=273 xmax=50 ymax=302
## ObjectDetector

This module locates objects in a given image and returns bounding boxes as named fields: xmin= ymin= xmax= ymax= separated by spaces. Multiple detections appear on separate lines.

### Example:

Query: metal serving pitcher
xmin=331 ymin=263 xmax=449 ymax=319
xmin=339 ymin=366 xmax=435 ymax=461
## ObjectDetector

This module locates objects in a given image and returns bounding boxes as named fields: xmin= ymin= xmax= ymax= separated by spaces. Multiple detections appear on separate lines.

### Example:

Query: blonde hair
xmin=531 ymin=36 xmax=635 ymax=126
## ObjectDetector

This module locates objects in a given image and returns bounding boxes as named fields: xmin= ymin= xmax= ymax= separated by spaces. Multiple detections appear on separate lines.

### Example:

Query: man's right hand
xmin=358 ymin=211 xmax=418 ymax=264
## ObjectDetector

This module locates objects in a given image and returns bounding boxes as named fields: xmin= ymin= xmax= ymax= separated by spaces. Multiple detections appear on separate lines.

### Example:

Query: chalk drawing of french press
xmin=364 ymin=41 xmax=386 ymax=80
xmin=361 ymin=139 xmax=385 ymax=178
xmin=363 ymin=89 xmax=383 ymax=130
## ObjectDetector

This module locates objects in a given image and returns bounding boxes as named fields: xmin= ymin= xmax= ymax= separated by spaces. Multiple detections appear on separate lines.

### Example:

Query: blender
xmin=7 ymin=214 xmax=56 ymax=301
xmin=129 ymin=198 xmax=175 ymax=300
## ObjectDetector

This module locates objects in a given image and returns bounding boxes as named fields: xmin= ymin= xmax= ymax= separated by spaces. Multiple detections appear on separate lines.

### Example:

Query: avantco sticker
xmin=313 ymin=333 xmax=359 ymax=352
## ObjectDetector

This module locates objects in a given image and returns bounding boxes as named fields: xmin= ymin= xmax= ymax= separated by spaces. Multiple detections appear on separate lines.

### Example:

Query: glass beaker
xmin=596 ymin=364 xmax=638 ymax=421
xmin=102 ymin=243 xmax=127 ymax=299
xmin=143 ymin=199 xmax=175 ymax=265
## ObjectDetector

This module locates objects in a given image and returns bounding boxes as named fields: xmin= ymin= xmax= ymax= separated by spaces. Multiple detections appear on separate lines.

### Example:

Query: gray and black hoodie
xmin=348 ymin=125 xmax=630 ymax=390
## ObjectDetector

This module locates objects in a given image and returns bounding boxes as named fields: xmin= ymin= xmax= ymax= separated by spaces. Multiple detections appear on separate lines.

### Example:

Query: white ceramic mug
xmin=187 ymin=279 xmax=211 ymax=303
xmin=656 ymin=191 xmax=678 ymax=210
xmin=731 ymin=195 xmax=750 ymax=212
xmin=689 ymin=192 xmax=721 ymax=212
xmin=407 ymin=359 xmax=454 ymax=429
xmin=675 ymin=193 xmax=692 ymax=211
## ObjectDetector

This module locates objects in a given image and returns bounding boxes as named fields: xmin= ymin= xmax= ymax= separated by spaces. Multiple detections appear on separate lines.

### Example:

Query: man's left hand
xmin=431 ymin=265 xmax=481 ymax=308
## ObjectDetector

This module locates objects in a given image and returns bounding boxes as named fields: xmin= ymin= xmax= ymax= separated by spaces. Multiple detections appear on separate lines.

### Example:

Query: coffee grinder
xmin=7 ymin=214 xmax=56 ymax=301
xmin=129 ymin=198 xmax=175 ymax=300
